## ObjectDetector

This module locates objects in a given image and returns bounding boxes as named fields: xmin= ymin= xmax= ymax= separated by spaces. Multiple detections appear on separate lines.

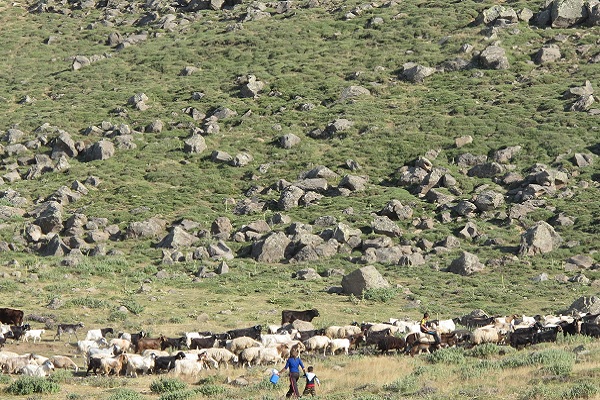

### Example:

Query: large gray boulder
xmin=251 ymin=231 xmax=293 ymax=263
xmin=85 ymin=140 xmax=115 ymax=161
xmin=552 ymin=0 xmax=588 ymax=28
xmin=156 ymin=226 xmax=200 ymax=248
xmin=479 ymin=46 xmax=510 ymax=70
xmin=41 ymin=234 xmax=70 ymax=257
xmin=379 ymin=200 xmax=413 ymax=220
xmin=51 ymin=131 xmax=78 ymax=159
xmin=332 ymin=223 xmax=362 ymax=244
xmin=341 ymin=265 xmax=390 ymax=296
xmin=29 ymin=201 xmax=63 ymax=234
xmin=519 ymin=221 xmax=562 ymax=256
xmin=183 ymin=134 xmax=207 ymax=154
xmin=125 ymin=218 xmax=167 ymax=239
xmin=340 ymin=85 xmax=371 ymax=100
xmin=402 ymin=62 xmax=436 ymax=83
xmin=474 ymin=190 xmax=505 ymax=211
xmin=371 ymin=216 xmax=402 ymax=237
xmin=448 ymin=251 xmax=485 ymax=276
xmin=211 ymin=216 xmax=232 ymax=239
xmin=566 ymin=296 xmax=600 ymax=315
xmin=278 ymin=185 xmax=304 ymax=210
xmin=534 ymin=44 xmax=561 ymax=65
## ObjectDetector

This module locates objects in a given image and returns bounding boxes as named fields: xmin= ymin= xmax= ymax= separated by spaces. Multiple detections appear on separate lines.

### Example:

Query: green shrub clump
xmin=106 ymin=388 xmax=144 ymax=400
xmin=150 ymin=378 xmax=187 ymax=394
xmin=363 ymin=287 xmax=399 ymax=303
xmin=4 ymin=376 xmax=60 ymax=395
xmin=562 ymin=382 xmax=598 ymax=399
xmin=158 ymin=389 xmax=199 ymax=400
xmin=425 ymin=347 xmax=465 ymax=364
xmin=195 ymin=384 xmax=227 ymax=396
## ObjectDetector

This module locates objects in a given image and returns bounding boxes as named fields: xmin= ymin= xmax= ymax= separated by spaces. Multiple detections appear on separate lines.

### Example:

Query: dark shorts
xmin=303 ymin=384 xmax=316 ymax=396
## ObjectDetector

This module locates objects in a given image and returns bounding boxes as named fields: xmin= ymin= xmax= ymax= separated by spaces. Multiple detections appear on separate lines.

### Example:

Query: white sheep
xmin=258 ymin=345 xmax=285 ymax=365
xmin=303 ymin=335 xmax=331 ymax=356
xmin=142 ymin=349 xmax=170 ymax=357
xmin=261 ymin=332 xmax=298 ymax=348
xmin=198 ymin=348 xmax=237 ymax=369
xmin=49 ymin=356 xmax=79 ymax=373
xmin=324 ymin=326 xmax=342 ymax=339
xmin=328 ymin=338 xmax=350 ymax=355
xmin=340 ymin=325 xmax=362 ymax=338
xmin=77 ymin=338 xmax=108 ymax=355
xmin=434 ymin=319 xmax=456 ymax=334
xmin=226 ymin=336 xmax=262 ymax=355
xmin=172 ymin=354 xmax=205 ymax=377
xmin=368 ymin=324 xmax=401 ymax=335
xmin=182 ymin=350 xmax=218 ymax=369
xmin=23 ymin=329 xmax=45 ymax=343
xmin=472 ymin=327 xmax=501 ymax=345
xmin=20 ymin=360 xmax=54 ymax=377
xmin=239 ymin=347 xmax=262 ymax=368
xmin=126 ymin=353 xmax=156 ymax=377
xmin=3 ymin=354 xmax=36 ymax=374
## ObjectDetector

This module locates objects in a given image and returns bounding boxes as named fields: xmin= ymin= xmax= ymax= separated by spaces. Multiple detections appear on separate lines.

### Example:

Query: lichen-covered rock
xmin=341 ymin=265 xmax=390 ymax=296
xmin=519 ymin=221 xmax=562 ymax=256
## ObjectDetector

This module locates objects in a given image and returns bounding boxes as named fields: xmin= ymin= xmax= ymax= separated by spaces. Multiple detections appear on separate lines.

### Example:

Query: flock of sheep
xmin=0 ymin=310 xmax=595 ymax=380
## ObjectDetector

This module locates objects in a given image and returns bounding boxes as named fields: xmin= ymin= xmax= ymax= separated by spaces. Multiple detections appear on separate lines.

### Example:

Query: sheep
xmin=49 ymin=356 xmax=79 ymax=373
xmin=267 ymin=324 xmax=282 ymax=334
xmin=328 ymin=338 xmax=350 ymax=355
xmin=434 ymin=319 xmax=456 ymax=334
xmin=303 ymin=335 xmax=331 ymax=356
xmin=85 ymin=328 xmax=114 ymax=341
xmin=472 ymin=327 xmax=502 ymax=345
xmin=261 ymin=332 xmax=298 ymax=348
xmin=4 ymin=354 xmax=36 ymax=374
xmin=0 ymin=350 xmax=18 ymax=370
xmin=26 ymin=353 xmax=49 ymax=366
xmin=126 ymin=353 xmax=156 ymax=377
xmin=172 ymin=353 xmax=206 ymax=377
xmin=182 ymin=350 xmax=218 ymax=369
xmin=226 ymin=336 xmax=262 ymax=356
xmin=109 ymin=338 xmax=132 ymax=352
xmin=239 ymin=347 xmax=262 ymax=368
xmin=23 ymin=329 xmax=45 ymax=343
xmin=198 ymin=348 xmax=237 ymax=369
xmin=257 ymin=345 xmax=286 ymax=365
xmin=324 ymin=326 xmax=343 ymax=339
xmin=20 ymin=360 xmax=54 ymax=377
xmin=340 ymin=325 xmax=362 ymax=338
xmin=368 ymin=324 xmax=402 ymax=335
xmin=77 ymin=338 xmax=109 ymax=355
xmin=142 ymin=349 xmax=170 ymax=358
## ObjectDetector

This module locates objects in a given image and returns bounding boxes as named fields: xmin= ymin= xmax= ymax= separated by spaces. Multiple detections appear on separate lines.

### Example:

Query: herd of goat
xmin=0 ymin=307 xmax=600 ymax=379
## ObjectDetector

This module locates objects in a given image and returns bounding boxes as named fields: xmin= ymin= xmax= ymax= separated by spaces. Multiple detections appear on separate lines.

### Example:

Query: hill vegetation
xmin=0 ymin=0 xmax=599 ymax=398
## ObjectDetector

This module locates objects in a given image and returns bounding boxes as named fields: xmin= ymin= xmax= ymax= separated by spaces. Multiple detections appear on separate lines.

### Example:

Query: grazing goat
xmin=99 ymin=353 xmax=128 ymax=376
xmin=55 ymin=322 xmax=85 ymax=342
xmin=23 ymin=329 xmax=45 ymax=343
xmin=198 ymin=348 xmax=237 ymax=369
xmin=126 ymin=353 xmax=156 ymax=377
xmin=172 ymin=353 xmax=207 ymax=377
xmin=328 ymin=338 xmax=350 ymax=355
xmin=154 ymin=352 xmax=186 ymax=373
xmin=85 ymin=328 xmax=114 ymax=341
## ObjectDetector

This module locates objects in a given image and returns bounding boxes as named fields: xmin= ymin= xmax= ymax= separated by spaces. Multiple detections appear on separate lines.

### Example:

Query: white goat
xmin=20 ymin=360 xmax=54 ymax=377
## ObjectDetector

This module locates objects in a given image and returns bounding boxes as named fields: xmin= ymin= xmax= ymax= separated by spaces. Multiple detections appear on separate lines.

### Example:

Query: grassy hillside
xmin=0 ymin=0 xmax=599 ymax=398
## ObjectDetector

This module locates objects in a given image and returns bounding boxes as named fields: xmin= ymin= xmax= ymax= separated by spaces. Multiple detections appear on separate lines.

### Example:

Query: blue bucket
xmin=270 ymin=374 xmax=280 ymax=384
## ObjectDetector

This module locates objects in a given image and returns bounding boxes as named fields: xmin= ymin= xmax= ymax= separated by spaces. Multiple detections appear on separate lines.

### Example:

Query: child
xmin=303 ymin=365 xmax=321 ymax=397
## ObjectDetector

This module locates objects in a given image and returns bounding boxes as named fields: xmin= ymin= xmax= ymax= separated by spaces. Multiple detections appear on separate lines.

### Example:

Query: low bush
xmin=150 ymin=378 xmax=187 ymax=394
xmin=4 ymin=376 xmax=60 ymax=395
xmin=362 ymin=287 xmax=399 ymax=303
xmin=158 ymin=389 xmax=199 ymax=400
xmin=425 ymin=347 xmax=465 ymax=364
xmin=195 ymin=384 xmax=227 ymax=396
xmin=106 ymin=388 xmax=144 ymax=400
xmin=383 ymin=375 xmax=418 ymax=394
xmin=562 ymin=382 xmax=598 ymax=399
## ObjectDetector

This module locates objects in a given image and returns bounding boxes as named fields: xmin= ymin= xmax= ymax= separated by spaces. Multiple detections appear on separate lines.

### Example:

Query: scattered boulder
xmin=340 ymin=85 xmax=371 ymax=100
xmin=251 ymin=231 xmax=293 ymax=263
xmin=125 ymin=218 xmax=167 ymax=239
xmin=279 ymin=133 xmax=301 ymax=149
xmin=479 ymin=45 xmax=510 ymax=70
xmin=519 ymin=221 xmax=563 ymax=256
xmin=566 ymin=295 xmax=600 ymax=315
xmin=341 ymin=265 xmax=390 ymax=296
xmin=402 ymin=62 xmax=436 ymax=83
xmin=183 ymin=134 xmax=207 ymax=154
xmin=371 ymin=216 xmax=402 ymax=238
xmin=535 ymin=44 xmax=562 ymax=65
xmin=448 ymin=251 xmax=485 ymax=276
xmin=156 ymin=226 xmax=200 ymax=249
xmin=551 ymin=0 xmax=588 ymax=28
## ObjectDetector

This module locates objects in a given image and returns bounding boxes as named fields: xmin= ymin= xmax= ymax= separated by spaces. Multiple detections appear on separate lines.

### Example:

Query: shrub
xmin=4 ymin=376 xmax=60 ymax=395
xmin=106 ymin=388 xmax=144 ymax=400
xmin=0 ymin=374 xmax=11 ymax=384
xmin=150 ymin=378 xmax=187 ymax=394
xmin=562 ymin=382 xmax=598 ymax=399
xmin=466 ymin=343 xmax=505 ymax=358
xmin=362 ymin=287 xmax=398 ymax=303
xmin=158 ymin=389 xmax=198 ymax=400
xmin=121 ymin=299 xmax=144 ymax=315
xmin=195 ymin=384 xmax=227 ymax=396
xmin=48 ymin=369 xmax=75 ymax=384
xmin=520 ymin=384 xmax=557 ymax=400
xmin=383 ymin=375 xmax=418 ymax=394
xmin=425 ymin=347 xmax=465 ymax=364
